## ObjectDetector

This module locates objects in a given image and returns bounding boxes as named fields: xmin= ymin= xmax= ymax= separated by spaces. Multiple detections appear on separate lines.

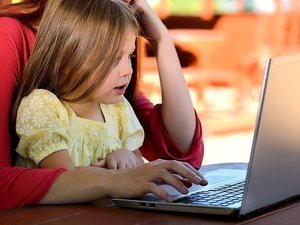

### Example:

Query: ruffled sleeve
xmin=16 ymin=89 xmax=70 ymax=167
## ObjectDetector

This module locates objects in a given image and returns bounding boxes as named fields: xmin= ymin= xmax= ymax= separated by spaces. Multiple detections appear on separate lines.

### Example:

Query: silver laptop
xmin=113 ymin=53 xmax=300 ymax=217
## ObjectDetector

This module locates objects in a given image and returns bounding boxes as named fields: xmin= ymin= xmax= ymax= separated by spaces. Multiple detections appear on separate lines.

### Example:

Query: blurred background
xmin=1 ymin=0 xmax=300 ymax=165
xmin=139 ymin=0 xmax=300 ymax=165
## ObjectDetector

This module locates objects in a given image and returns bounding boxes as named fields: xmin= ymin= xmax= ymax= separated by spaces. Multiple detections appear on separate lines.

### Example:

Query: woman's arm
xmin=39 ymin=159 xmax=207 ymax=205
xmin=131 ymin=0 xmax=197 ymax=152
xmin=0 ymin=166 xmax=65 ymax=210
xmin=135 ymin=92 xmax=204 ymax=169
xmin=0 ymin=158 xmax=207 ymax=210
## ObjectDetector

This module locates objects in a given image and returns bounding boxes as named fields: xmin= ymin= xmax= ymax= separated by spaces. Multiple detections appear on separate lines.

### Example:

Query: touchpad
xmin=206 ymin=175 xmax=236 ymax=185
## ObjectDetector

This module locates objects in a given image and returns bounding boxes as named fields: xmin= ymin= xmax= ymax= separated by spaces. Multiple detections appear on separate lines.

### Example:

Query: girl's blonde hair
xmin=12 ymin=0 xmax=139 ymax=125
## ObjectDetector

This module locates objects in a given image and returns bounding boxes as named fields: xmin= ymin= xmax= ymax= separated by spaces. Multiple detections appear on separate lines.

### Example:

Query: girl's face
xmin=91 ymin=30 xmax=136 ymax=105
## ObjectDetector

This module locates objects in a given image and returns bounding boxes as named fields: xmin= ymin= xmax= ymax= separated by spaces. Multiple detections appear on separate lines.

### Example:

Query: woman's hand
xmin=105 ymin=159 xmax=208 ymax=202
xmin=123 ymin=0 xmax=168 ymax=42
xmin=92 ymin=149 xmax=144 ymax=169
xmin=40 ymin=159 xmax=207 ymax=204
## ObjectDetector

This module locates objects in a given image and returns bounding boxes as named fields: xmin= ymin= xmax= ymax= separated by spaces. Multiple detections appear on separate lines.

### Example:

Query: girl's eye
xmin=116 ymin=55 xmax=122 ymax=64
xmin=129 ymin=53 xmax=136 ymax=60
xmin=129 ymin=53 xmax=136 ymax=58
xmin=115 ymin=55 xmax=122 ymax=64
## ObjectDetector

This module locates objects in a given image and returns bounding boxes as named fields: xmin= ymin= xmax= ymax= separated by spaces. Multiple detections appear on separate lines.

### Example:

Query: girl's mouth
xmin=114 ymin=85 xmax=127 ymax=95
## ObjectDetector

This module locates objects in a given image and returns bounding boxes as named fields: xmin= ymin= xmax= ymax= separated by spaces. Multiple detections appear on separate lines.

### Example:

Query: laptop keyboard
xmin=174 ymin=181 xmax=245 ymax=207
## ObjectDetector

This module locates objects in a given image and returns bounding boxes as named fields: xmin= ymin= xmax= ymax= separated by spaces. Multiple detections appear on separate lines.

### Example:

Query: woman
xmin=0 ymin=0 xmax=205 ymax=210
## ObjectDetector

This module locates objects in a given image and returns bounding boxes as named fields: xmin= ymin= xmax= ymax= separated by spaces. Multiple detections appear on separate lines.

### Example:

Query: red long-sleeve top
xmin=0 ymin=17 xmax=204 ymax=210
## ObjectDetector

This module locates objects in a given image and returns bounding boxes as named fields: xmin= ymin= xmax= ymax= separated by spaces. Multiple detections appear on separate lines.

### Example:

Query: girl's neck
xmin=66 ymin=101 xmax=105 ymax=122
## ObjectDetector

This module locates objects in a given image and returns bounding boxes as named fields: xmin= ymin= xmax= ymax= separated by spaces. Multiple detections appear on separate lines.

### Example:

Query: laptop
xmin=113 ymin=53 xmax=300 ymax=217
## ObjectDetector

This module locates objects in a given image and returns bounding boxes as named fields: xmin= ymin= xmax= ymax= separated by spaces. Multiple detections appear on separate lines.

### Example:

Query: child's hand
xmin=92 ymin=149 xmax=144 ymax=169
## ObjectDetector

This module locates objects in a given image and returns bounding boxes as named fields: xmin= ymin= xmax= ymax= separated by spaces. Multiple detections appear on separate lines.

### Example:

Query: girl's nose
xmin=120 ymin=60 xmax=133 ymax=77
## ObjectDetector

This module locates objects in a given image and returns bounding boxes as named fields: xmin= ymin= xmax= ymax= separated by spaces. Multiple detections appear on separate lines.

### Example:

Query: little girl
xmin=13 ymin=0 xmax=145 ymax=170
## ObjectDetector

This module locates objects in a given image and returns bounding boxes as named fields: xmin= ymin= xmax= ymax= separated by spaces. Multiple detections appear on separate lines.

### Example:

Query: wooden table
xmin=2 ymin=197 xmax=300 ymax=225
xmin=2 ymin=163 xmax=300 ymax=225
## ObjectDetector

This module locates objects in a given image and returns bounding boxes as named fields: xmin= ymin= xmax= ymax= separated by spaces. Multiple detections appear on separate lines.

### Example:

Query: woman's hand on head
xmin=123 ymin=0 xmax=168 ymax=42
xmin=106 ymin=159 xmax=208 ymax=202
xmin=91 ymin=149 xmax=144 ymax=169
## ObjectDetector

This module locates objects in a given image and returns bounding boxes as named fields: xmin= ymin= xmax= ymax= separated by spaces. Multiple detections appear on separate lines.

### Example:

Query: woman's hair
xmin=0 ymin=0 xmax=48 ymax=32
xmin=12 ymin=0 xmax=140 ymax=127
